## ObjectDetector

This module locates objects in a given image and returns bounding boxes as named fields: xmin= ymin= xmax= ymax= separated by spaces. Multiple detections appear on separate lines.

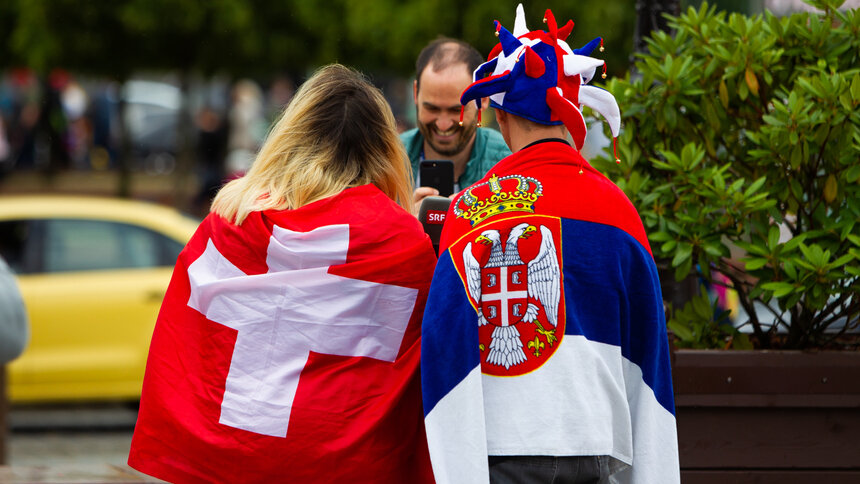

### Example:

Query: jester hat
xmin=460 ymin=4 xmax=621 ymax=154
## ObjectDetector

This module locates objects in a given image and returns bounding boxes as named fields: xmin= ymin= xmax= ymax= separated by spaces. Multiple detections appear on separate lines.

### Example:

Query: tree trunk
xmin=116 ymin=77 xmax=133 ymax=198
xmin=173 ymin=70 xmax=195 ymax=212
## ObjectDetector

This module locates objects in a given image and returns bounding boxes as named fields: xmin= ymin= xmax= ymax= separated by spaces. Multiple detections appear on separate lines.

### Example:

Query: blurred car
xmin=0 ymin=195 xmax=199 ymax=403
xmin=123 ymin=79 xmax=181 ymax=174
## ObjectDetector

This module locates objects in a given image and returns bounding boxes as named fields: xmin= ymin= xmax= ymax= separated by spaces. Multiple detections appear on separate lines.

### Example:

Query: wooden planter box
xmin=672 ymin=350 xmax=860 ymax=483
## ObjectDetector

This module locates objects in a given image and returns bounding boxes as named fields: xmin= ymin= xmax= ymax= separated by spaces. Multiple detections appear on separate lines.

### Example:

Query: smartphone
xmin=419 ymin=160 xmax=454 ymax=198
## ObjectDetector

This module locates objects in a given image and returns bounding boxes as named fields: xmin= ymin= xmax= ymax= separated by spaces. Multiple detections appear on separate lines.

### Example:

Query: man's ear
xmin=495 ymin=108 xmax=512 ymax=149
xmin=480 ymin=96 xmax=489 ymax=111
xmin=495 ymin=108 xmax=507 ymax=124
xmin=413 ymin=79 xmax=419 ymax=103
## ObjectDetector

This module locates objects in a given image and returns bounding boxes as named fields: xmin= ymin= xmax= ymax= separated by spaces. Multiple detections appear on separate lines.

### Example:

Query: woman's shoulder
xmin=353 ymin=185 xmax=425 ymax=235
xmin=330 ymin=185 xmax=435 ymax=263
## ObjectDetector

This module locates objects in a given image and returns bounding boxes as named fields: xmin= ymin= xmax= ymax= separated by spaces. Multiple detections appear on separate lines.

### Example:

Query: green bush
xmin=595 ymin=0 xmax=860 ymax=349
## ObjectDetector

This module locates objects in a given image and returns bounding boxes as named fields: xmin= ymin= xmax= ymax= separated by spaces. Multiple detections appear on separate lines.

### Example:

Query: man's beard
xmin=417 ymin=119 xmax=477 ymax=157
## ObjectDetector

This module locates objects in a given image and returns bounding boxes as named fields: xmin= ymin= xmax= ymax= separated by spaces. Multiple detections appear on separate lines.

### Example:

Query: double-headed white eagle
xmin=463 ymin=223 xmax=561 ymax=369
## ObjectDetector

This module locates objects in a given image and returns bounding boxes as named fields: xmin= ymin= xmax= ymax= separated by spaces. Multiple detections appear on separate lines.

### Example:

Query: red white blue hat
xmin=460 ymin=4 xmax=621 ymax=155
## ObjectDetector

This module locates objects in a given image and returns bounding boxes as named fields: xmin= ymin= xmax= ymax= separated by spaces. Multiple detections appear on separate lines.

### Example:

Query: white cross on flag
xmin=481 ymin=265 xmax=528 ymax=327
xmin=188 ymin=224 xmax=417 ymax=438
xmin=129 ymin=185 xmax=437 ymax=484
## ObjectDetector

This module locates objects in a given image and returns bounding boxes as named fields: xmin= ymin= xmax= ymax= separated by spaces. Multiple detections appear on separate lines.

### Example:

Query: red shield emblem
xmin=480 ymin=264 xmax=528 ymax=327
xmin=452 ymin=214 xmax=565 ymax=377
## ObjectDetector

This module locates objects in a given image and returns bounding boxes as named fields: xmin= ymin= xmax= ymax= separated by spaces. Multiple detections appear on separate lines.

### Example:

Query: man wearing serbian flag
xmin=128 ymin=65 xmax=436 ymax=483
xmin=421 ymin=5 xmax=680 ymax=483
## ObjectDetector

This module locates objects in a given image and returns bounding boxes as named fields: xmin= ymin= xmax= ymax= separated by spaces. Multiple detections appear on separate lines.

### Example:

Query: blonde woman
xmin=129 ymin=65 xmax=436 ymax=483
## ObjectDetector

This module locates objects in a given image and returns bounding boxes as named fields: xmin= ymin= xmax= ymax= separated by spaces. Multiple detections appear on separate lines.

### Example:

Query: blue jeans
xmin=488 ymin=455 xmax=610 ymax=484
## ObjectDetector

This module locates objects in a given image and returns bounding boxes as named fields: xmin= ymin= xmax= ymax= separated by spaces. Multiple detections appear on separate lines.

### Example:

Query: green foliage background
xmin=0 ymin=0 xmax=634 ymax=80
xmin=4 ymin=0 xmax=856 ymax=350
xmin=594 ymin=0 xmax=860 ymax=349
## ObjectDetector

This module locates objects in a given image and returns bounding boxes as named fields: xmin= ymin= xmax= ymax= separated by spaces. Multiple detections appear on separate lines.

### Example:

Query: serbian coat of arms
xmin=458 ymin=216 xmax=564 ymax=376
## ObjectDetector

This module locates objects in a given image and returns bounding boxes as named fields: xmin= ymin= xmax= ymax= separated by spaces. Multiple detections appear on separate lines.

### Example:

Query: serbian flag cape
xmin=129 ymin=184 xmax=436 ymax=483
xmin=421 ymin=141 xmax=679 ymax=484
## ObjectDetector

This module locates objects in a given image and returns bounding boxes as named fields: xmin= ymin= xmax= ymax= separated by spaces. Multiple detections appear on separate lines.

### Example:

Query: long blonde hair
xmin=212 ymin=64 xmax=413 ymax=224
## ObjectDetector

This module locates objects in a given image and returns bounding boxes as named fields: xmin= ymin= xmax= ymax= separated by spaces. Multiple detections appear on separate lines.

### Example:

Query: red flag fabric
xmin=129 ymin=184 xmax=437 ymax=483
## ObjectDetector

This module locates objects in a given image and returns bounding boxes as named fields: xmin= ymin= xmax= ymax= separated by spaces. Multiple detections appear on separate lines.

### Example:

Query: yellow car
xmin=0 ymin=195 xmax=199 ymax=403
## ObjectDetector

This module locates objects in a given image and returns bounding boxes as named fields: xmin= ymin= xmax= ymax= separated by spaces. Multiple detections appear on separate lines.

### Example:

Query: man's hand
xmin=413 ymin=186 xmax=439 ymax=214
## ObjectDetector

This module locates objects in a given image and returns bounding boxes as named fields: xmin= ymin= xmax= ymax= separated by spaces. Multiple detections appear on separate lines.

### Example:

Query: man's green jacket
xmin=400 ymin=127 xmax=511 ymax=189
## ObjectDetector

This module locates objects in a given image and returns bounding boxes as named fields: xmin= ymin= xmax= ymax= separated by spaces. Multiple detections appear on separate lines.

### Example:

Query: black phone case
xmin=420 ymin=160 xmax=454 ymax=197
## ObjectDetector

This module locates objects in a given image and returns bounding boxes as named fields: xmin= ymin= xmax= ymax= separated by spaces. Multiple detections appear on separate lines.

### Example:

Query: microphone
xmin=418 ymin=196 xmax=452 ymax=256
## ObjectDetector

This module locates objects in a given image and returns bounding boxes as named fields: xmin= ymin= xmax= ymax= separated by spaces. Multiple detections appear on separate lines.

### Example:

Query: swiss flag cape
xmin=129 ymin=184 xmax=437 ymax=483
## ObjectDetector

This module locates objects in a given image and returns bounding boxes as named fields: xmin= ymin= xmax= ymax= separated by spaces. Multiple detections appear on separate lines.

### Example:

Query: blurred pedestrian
xmin=40 ymin=69 xmax=72 ymax=174
xmin=8 ymin=69 xmax=42 ymax=170
xmin=0 ymin=255 xmax=28 ymax=370
xmin=89 ymin=82 xmax=121 ymax=170
xmin=0 ymin=254 xmax=29 ymax=465
xmin=129 ymin=64 xmax=436 ymax=483
xmin=60 ymin=79 xmax=92 ymax=170
xmin=225 ymin=79 xmax=266 ymax=178
xmin=0 ymin=115 xmax=10 ymax=179
xmin=192 ymin=105 xmax=229 ymax=215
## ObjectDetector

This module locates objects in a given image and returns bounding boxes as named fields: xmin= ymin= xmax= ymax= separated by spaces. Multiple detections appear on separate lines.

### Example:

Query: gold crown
xmin=454 ymin=174 xmax=543 ymax=226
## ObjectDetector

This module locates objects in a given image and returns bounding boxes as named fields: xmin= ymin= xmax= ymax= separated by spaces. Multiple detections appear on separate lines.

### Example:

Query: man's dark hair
xmin=415 ymin=37 xmax=483 ymax=93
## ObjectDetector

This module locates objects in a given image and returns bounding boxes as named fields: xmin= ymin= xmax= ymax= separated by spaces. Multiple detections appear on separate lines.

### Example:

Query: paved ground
xmin=0 ymin=462 xmax=154 ymax=484
xmin=9 ymin=430 xmax=134 ymax=467
xmin=2 ymin=404 xmax=162 ymax=483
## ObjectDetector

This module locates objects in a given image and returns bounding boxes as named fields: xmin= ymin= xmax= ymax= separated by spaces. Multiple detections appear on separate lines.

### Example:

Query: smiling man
xmin=402 ymin=38 xmax=511 ymax=211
